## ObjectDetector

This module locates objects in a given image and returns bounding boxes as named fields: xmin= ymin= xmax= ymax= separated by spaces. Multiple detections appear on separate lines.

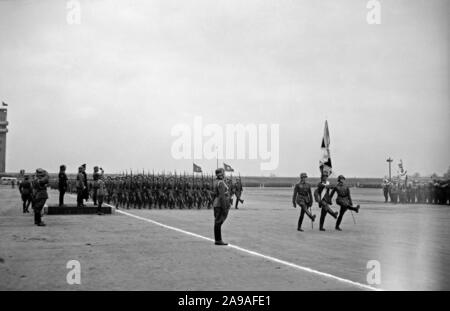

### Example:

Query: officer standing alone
xmin=292 ymin=173 xmax=316 ymax=231
xmin=213 ymin=168 xmax=231 ymax=246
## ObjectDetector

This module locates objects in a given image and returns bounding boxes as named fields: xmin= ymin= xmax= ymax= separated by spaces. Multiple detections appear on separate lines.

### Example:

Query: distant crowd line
xmin=381 ymin=179 xmax=449 ymax=205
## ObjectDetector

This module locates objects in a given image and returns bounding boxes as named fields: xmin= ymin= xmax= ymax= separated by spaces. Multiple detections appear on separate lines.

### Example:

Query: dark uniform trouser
xmin=319 ymin=202 xmax=337 ymax=229
xmin=59 ymin=188 xmax=66 ymax=206
xmin=383 ymin=189 xmax=389 ymax=202
xmin=77 ymin=188 xmax=84 ymax=206
xmin=93 ymin=188 xmax=98 ymax=205
xmin=22 ymin=194 xmax=32 ymax=212
xmin=214 ymin=206 xmax=229 ymax=242
xmin=97 ymin=195 xmax=104 ymax=212
xmin=33 ymin=198 xmax=47 ymax=224
xmin=297 ymin=201 xmax=313 ymax=229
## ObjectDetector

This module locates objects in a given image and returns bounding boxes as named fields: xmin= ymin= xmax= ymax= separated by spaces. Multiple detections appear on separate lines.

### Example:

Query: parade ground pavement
xmin=1 ymin=186 xmax=449 ymax=291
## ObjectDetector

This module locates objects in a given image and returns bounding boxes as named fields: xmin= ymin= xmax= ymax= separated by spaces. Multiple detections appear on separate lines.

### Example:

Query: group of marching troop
xmin=49 ymin=165 xmax=245 ymax=210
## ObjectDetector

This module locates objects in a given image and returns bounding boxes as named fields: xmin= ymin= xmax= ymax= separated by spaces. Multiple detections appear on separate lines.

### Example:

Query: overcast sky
xmin=0 ymin=0 xmax=448 ymax=177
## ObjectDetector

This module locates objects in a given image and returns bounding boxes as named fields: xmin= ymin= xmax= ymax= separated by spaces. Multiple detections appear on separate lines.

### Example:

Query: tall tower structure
xmin=0 ymin=105 xmax=8 ymax=173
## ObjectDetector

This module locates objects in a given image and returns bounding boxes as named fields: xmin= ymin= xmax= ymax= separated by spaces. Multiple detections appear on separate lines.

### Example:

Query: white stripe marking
xmin=109 ymin=206 xmax=381 ymax=291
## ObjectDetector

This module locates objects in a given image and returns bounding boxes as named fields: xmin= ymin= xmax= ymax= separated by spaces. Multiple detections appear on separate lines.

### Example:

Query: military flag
xmin=223 ymin=163 xmax=234 ymax=172
xmin=193 ymin=163 xmax=202 ymax=173
xmin=319 ymin=120 xmax=332 ymax=175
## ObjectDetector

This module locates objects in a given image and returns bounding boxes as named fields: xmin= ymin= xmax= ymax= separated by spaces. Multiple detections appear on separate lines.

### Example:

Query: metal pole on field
xmin=350 ymin=210 xmax=356 ymax=224
xmin=386 ymin=157 xmax=393 ymax=181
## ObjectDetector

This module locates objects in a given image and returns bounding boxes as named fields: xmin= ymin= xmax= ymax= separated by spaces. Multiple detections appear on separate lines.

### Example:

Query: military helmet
xmin=300 ymin=173 xmax=308 ymax=178
xmin=36 ymin=168 xmax=46 ymax=177
xmin=215 ymin=168 xmax=225 ymax=176
xmin=338 ymin=175 xmax=345 ymax=181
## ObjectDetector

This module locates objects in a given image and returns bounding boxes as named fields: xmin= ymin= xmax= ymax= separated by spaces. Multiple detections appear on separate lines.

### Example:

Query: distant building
xmin=0 ymin=106 xmax=8 ymax=173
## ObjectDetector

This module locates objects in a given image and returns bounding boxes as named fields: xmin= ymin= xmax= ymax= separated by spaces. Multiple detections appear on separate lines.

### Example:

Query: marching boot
xmin=297 ymin=228 xmax=304 ymax=232
xmin=355 ymin=205 xmax=360 ymax=213
xmin=335 ymin=227 xmax=342 ymax=231
xmin=319 ymin=207 xmax=327 ymax=231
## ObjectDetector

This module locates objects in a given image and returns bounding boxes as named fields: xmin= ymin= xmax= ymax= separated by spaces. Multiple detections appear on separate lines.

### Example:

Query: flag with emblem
xmin=193 ymin=163 xmax=202 ymax=173
xmin=223 ymin=163 xmax=234 ymax=172
xmin=319 ymin=120 xmax=332 ymax=175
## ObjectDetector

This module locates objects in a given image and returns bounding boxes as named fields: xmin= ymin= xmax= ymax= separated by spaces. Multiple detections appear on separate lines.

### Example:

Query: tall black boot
xmin=336 ymin=206 xmax=345 ymax=230
xmin=297 ymin=209 xmax=305 ymax=231
xmin=214 ymin=223 xmax=221 ymax=241
xmin=34 ymin=209 xmax=39 ymax=224
xmin=214 ymin=224 xmax=227 ymax=245
xmin=319 ymin=207 xmax=327 ymax=231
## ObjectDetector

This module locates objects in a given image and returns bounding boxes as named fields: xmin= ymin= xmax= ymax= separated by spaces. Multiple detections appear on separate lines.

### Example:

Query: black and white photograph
xmin=0 ymin=0 xmax=449 ymax=299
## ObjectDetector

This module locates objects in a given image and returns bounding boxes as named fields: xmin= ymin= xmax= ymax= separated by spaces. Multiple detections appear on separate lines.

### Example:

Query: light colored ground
xmin=0 ymin=185 xmax=449 ymax=290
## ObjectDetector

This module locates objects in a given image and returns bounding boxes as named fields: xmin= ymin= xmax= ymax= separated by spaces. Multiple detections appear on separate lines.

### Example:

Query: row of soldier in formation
xmin=381 ymin=179 xmax=450 ymax=205
xmin=51 ymin=164 xmax=245 ymax=212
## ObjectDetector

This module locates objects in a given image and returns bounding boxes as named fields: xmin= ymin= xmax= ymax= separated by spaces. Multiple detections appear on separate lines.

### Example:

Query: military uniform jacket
xmin=19 ymin=180 xmax=32 ymax=195
xmin=32 ymin=175 xmax=49 ymax=200
xmin=213 ymin=179 xmax=231 ymax=209
xmin=58 ymin=172 xmax=68 ymax=190
xmin=292 ymin=182 xmax=313 ymax=207
xmin=76 ymin=172 xmax=85 ymax=189
xmin=330 ymin=183 xmax=353 ymax=207
xmin=97 ymin=179 xmax=106 ymax=196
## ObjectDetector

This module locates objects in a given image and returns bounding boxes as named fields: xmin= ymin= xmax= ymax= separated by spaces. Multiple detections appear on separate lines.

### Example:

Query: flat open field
xmin=1 ymin=185 xmax=449 ymax=291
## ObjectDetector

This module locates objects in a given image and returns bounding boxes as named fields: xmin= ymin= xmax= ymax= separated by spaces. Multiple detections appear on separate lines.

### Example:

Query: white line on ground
xmin=108 ymin=205 xmax=381 ymax=291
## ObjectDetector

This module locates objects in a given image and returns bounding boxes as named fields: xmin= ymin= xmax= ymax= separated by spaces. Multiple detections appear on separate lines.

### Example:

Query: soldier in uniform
xmin=330 ymin=175 xmax=360 ymax=231
xmin=19 ymin=175 xmax=33 ymax=213
xmin=234 ymin=178 xmax=244 ymax=209
xmin=76 ymin=166 xmax=86 ymax=207
xmin=390 ymin=183 xmax=398 ymax=204
xmin=213 ymin=168 xmax=231 ymax=245
xmin=58 ymin=165 xmax=68 ymax=207
xmin=381 ymin=178 xmax=391 ymax=203
xmin=92 ymin=166 xmax=101 ymax=205
xmin=31 ymin=168 xmax=49 ymax=226
xmin=292 ymin=173 xmax=316 ymax=231
xmin=96 ymin=168 xmax=105 ymax=215
xmin=314 ymin=171 xmax=338 ymax=231
xmin=81 ymin=164 xmax=89 ymax=203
